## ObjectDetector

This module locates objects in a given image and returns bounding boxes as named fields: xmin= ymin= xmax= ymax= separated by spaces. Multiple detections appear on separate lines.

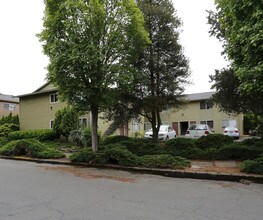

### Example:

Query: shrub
xmin=241 ymin=138 xmax=263 ymax=147
xmin=120 ymin=139 xmax=162 ymax=156
xmin=69 ymin=128 xmax=93 ymax=147
xmin=94 ymin=144 xmax=138 ymax=166
xmin=240 ymin=157 xmax=263 ymax=174
xmin=0 ymin=139 xmax=64 ymax=159
xmin=70 ymin=148 xmax=95 ymax=163
xmin=0 ymin=123 xmax=19 ymax=137
xmin=163 ymin=138 xmax=203 ymax=159
xmin=36 ymin=148 xmax=65 ymax=159
xmin=101 ymin=135 xmax=131 ymax=145
xmin=138 ymin=154 xmax=190 ymax=169
xmin=215 ymin=143 xmax=263 ymax=160
xmin=195 ymin=134 xmax=234 ymax=149
xmin=165 ymin=138 xmax=196 ymax=149
xmin=53 ymin=107 xmax=80 ymax=139
xmin=8 ymin=129 xmax=57 ymax=141
xmin=0 ymin=137 xmax=9 ymax=147
xmin=0 ymin=113 xmax=19 ymax=126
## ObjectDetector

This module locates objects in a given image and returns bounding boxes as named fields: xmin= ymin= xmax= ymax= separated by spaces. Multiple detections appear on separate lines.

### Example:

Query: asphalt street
xmin=0 ymin=159 xmax=263 ymax=220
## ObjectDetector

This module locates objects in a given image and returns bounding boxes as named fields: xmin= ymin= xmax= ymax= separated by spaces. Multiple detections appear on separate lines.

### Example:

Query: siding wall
xmin=20 ymin=93 xmax=67 ymax=130
xmin=158 ymin=101 xmax=243 ymax=136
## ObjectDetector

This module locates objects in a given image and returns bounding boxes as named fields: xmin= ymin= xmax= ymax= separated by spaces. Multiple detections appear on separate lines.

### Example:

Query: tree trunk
xmin=90 ymin=106 xmax=99 ymax=152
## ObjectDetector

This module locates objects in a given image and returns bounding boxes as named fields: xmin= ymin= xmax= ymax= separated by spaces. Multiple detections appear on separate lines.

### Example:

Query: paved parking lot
xmin=1 ymin=159 xmax=263 ymax=220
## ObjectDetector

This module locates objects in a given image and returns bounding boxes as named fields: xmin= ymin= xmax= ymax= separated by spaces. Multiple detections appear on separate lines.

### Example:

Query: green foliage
xmin=241 ymin=138 xmax=263 ymax=147
xmin=0 ymin=137 xmax=9 ymax=148
xmin=215 ymin=143 xmax=263 ymax=160
xmin=53 ymin=107 xmax=79 ymax=139
xmin=69 ymin=128 xmax=93 ymax=148
xmin=0 ymin=113 xmax=19 ymax=126
xmin=0 ymin=139 xmax=64 ymax=159
xmin=70 ymin=148 xmax=95 ymax=163
xmin=0 ymin=123 xmax=19 ymax=137
xmin=39 ymin=0 xmax=150 ymax=151
xmin=138 ymin=154 xmax=190 ymax=169
xmin=102 ymin=136 xmax=161 ymax=156
xmin=195 ymin=134 xmax=234 ymax=149
xmin=209 ymin=1 xmax=263 ymax=137
xmin=212 ymin=0 xmax=263 ymax=95
xmin=8 ymin=129 xmax=57 ymax=141
xmin=101 ymin=135 xmax=132 ymax=145
xmin=165 ymin=138 xmax=196 ymax=149
xmin=120 ymin=139 xmax=161 ymax=156
xmin=94 ymin=144 xmax=138 ymax=167
xmin=240 ymin=157 xmax=263 ymax=175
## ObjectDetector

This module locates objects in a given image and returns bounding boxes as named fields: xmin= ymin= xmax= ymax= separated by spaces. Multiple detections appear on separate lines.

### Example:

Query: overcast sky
xmin=0 ymin=0 xmax=228 ymax=96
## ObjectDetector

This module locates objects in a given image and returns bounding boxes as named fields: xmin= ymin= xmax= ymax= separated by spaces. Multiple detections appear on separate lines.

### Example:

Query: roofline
xmin=17 ymin=88 xmax=58 ymax=98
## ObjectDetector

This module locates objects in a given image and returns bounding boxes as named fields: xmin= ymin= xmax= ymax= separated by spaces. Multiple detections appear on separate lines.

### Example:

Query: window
xmin=200 ymin=101 xmax=213 ymax=110
xmin=3 ymin=103 xmax=16 ymax=111
xmin=50 ymin=120 xmax=54 ymax=129
xmin=79 ymin=118 xmax=87 ymax=127
xmin=200 ymin=120 xmax=214 ymax=128
xmin=50 ymin=93 xmax=58 ymax=103
xmin=207 ymin=120 xmax=214 ymax=129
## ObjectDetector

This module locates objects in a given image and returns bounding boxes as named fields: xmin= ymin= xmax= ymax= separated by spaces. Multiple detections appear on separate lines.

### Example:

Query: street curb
xmin=1 ymin=156 xmax=263 ymax=184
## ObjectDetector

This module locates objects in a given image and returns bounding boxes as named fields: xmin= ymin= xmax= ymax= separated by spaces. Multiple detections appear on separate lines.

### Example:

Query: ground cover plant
xmin=0 ymin=139 xmax=64 ymax=159
xmin=241 ymin=157 xmax=263 ymax=175
xmin=8 ymin=129 xmax=57 ymax=141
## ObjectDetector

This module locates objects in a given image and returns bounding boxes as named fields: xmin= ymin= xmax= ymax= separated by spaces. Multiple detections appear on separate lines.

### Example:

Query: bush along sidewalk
xmin=0 ymin=139 xmax=64 ymax=159
xmin=241 ymin=157 xmax=263 ymax=175
xmin=70 ymin=144 xmax=190 ymax=170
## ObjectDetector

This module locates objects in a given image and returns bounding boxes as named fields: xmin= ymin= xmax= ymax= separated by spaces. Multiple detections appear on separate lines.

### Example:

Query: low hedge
xmin=101 ymin=135 xmax=131 ymax=145
xmin=8 ymin=129 xmax=57 ymax=141
xmin=214 ymin=143 xmax=263 ymax=160
xmin=0 ymin=139 xmax=64 ymax=159
xmin=70 ymin=144 xmax=190 ymax=170
xmin=240 ymin=157 xmax=263 ymax=175
xmin=138 ymin=154 xmax=190 ymax=169
xmin=241 ymin=138 xmax=263 ymax=147
xmin=195 ymin=134 xmax=234 ymax=149
xmin=94 ymin=144 xmax=138 ymax=166
xmin=0 ymin=123 xmax=19 ymax=137
xmin=70 ymin=148 xmax=95 ymax=163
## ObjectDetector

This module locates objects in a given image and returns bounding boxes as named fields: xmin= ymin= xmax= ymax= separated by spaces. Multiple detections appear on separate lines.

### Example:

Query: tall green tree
xmin=133 ymin=0 xmax=190 ymax=142
xmin=39 ymin=0 xmax=149 ymax=151
xmin=208 ymin=0 xmax=263 ymax=96
xmin=208 ymin=0 xmax=263 ymax=137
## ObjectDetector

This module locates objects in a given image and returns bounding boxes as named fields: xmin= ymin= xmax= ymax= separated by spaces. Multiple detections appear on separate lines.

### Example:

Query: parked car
xmin=223 ymin=126 xmax=240 ymax=139
xmin=185 ymin=124 xmax=213 ymax=138
xmin=144 ymin=125 xmax=176 ymax=141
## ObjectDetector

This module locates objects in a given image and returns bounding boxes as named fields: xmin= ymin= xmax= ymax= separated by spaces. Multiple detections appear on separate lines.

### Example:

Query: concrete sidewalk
xmin=1 ymin=156 xmax=262 ymax=184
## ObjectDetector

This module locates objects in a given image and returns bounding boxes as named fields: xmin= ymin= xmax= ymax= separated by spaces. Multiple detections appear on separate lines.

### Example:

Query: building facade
xmin=19 ymin=84 xmax=243 ymax=136
xmin=144 ymin=92 xmax=243 ymax=136
xmin=0 ymin=93 xmax=19 ymax=117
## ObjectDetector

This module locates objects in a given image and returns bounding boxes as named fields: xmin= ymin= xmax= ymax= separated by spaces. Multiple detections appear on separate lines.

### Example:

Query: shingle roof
xmin=0 ymin=94 xmax=19 ymax=103
xmin=185 ymin=91 xmax=215 ymax=101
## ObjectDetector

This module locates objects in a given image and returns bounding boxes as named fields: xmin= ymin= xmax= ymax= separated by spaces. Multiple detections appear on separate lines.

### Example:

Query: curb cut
xmin=1 ymin=156 xmax=263 ymax=184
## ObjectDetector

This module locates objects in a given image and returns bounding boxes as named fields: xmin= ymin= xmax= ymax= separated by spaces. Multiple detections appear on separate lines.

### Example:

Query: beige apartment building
xmin=144 ymin=92 xmax=243 ymax=136
xmin=0 ymin=93 xmax=19 ymax=117
xmin=19 ymin=83 xmax=243 ymax=136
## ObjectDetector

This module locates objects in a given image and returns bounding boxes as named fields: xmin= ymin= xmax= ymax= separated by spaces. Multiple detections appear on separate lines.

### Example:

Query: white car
xmin=144 ymin=125 xmax=176 ymax=141
xmin=185 ymin=124 xmax=213 ymax=138
xmin=223 ymin=126 xmax=240 ymax=139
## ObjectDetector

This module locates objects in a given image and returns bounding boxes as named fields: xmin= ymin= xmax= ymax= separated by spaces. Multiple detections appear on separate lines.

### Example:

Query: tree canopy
xmin=209 ymin=0 xmax=263 ymax=96
xmin=39 ymin=0 xmax=150 ymax=151
xmin=133 ymin=0 xmax=190 ymax=141
xmin=208 ymin=0 xmax=263 ymax=137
